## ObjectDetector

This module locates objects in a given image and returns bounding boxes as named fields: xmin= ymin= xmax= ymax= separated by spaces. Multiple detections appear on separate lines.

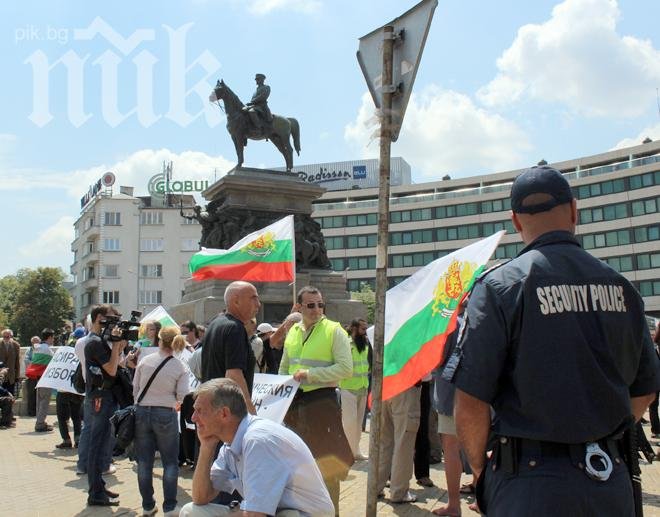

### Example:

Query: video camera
xmin=100 ymin=310 xmax=142 ymax=342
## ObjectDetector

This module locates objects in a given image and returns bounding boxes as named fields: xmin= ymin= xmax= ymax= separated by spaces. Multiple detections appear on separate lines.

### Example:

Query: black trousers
xmin=414 ymin=381 xmax=431 ymax=479
xmin=56 ymin=391 xmax=83 ymax=443
xmin=179 ymin=393 xmax=197 ymax=464
xmin=479 ymin=446 xmax=634 ymax=516
xmin=0 ymin=396 xmax=13 ymax=425
xmin=650 ymin=392 xmax=660 ymax=435
xmin=25 ymin=378 xmax=37 ymax=416
xmin=1 ymin=380 xmax=15 ymax=396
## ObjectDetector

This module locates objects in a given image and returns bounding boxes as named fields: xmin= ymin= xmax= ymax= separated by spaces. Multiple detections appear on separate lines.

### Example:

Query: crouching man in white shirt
xmin=180 ymin=378 xmax=334 ymax=517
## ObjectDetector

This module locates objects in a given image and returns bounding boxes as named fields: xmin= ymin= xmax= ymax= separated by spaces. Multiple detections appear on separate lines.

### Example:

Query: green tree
xmin=350 ymin=283 xmax=376 ymax=323
xmin=0 ymin=273 xmax=20 ymax=328
xmin=12 ymin=267 xmax=73 ymax=343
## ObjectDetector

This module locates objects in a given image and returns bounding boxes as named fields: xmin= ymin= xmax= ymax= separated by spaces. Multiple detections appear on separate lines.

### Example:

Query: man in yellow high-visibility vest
xmin=340 ymin=318 xmax=371 ymax=462
xmin=279 ymin=285 xmax=353 ymax=516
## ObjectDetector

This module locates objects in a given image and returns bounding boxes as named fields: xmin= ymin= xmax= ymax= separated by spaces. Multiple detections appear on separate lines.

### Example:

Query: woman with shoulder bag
xmin=133 ymin=326 xmax=190 ymax=517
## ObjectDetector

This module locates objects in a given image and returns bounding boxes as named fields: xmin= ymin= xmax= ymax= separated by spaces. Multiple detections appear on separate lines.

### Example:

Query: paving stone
xmin=2 ymin=417 xmax=660 ymax=516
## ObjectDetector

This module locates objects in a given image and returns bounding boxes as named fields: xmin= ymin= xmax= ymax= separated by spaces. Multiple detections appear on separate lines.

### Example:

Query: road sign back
xmin=357 ymin=0 xmax=437 ymax=142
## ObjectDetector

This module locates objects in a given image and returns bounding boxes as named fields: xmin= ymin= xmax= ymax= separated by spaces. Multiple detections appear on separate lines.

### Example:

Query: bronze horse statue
xmin=210 ymin=80 xmax=301 ymax=171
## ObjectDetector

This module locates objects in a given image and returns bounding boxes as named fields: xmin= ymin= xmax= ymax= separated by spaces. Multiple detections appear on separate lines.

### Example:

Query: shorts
xmin=437 ymin=413 xmax=456 ymax=435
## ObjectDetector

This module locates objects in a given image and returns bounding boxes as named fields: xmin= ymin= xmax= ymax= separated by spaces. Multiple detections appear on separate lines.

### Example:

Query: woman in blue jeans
xmin=133 ymin=326 xmax=190 ymax=517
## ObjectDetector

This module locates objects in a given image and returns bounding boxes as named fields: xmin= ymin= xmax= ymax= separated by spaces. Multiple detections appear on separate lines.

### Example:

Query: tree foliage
xmin=350 ymin=283 xmax=376 ymax=324
xmin=6 ymin=268 xmax=73 ymax=343
xmin=0 ymin=273 xmax=20 ymax=329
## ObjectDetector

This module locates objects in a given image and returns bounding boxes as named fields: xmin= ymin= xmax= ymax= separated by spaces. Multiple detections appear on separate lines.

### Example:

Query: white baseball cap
xmin=257 ymin=323 xmax=275 ymax=335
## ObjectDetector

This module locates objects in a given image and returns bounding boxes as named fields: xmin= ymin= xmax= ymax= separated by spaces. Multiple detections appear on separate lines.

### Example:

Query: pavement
xmin=3 ymin=415 xmax=660 ymax=516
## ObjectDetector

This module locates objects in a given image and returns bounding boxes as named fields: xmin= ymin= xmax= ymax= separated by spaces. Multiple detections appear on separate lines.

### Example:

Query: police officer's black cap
xmin=255 ymin=73 xmax=266 ymax=80
xmin=510 ymin=165 xmax=573 ymax=214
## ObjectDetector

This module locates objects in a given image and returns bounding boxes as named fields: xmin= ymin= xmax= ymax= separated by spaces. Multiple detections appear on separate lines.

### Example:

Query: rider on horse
xmin=243 ymin=73 xmax=272 ymax=134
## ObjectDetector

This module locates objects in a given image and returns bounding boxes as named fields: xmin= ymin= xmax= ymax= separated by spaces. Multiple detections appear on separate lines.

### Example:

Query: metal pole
xmin=366 ymin=24 xmax=394 ymax=517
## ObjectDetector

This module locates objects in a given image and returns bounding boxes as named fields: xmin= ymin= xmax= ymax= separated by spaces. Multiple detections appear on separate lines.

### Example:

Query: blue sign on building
xmin=353 ymin=165 xmax=367 ymax=179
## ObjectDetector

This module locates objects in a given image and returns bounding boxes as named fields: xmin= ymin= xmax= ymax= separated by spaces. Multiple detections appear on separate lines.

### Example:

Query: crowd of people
xmin=1 ymin=166 xmax=659 ymax=517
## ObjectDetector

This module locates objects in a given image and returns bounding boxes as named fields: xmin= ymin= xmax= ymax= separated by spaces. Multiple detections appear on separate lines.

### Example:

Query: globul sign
xmin=147 ymin=172 xmax=209 ymax=198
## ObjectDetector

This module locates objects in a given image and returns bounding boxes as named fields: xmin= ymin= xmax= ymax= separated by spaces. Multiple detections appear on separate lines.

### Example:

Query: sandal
xmin=56 ymin=442 xmax=73 ymax=449
xmin=459 ymin=482 xmax=475 ymax=495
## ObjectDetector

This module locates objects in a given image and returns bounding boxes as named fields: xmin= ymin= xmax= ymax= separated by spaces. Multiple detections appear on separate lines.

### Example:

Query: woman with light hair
xmin=138 ymin=320 xmax=161 ymax=348
xmin=133 ymin=325 xmax=190 ymax=516
xmin=171 ymin=335 xmax=188 ymax=358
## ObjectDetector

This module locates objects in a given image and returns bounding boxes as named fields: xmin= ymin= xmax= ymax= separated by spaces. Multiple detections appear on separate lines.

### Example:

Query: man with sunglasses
xmin=279 ymin=286 xmax=353 ymax=516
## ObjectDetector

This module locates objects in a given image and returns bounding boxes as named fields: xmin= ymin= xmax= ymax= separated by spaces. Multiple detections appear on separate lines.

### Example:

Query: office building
xmin=70 ymin=185 xmax=200 ymax=320
xmin=311 ymin=141 xmax=660 ymax=316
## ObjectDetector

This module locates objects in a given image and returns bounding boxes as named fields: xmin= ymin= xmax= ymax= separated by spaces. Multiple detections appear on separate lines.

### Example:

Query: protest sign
xmin=251 ymin=373 xmax=299 ymax=424
xmin=36 ymin=347 xmax=79 ymax=394
xmin=36 ymin=350 xmax=299 ymax=424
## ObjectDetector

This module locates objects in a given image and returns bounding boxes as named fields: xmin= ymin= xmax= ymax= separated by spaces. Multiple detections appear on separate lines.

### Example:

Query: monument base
xmin=170 ymin=166 xmax=365 ymax=326
xmin=169 ymin=269 xmax=365 ymax=327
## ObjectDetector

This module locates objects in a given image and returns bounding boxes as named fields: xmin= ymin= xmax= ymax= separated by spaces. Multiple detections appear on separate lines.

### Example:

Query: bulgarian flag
xmin=378 ymin=231 xmax=505 ymax=401
xmin=138 ymin=306 xmax=179 ymax=343
xmin=189 ymin=215 xmax=295 ymax=282
xmin=141 ymin=305 xmax=179 ymax=328
xmin=25 ymin=347 xmax=53 ymax=380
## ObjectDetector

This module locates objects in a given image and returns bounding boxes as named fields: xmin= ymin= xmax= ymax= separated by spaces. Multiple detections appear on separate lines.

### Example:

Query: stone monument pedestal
xmin=168 ymin=167 xmax=365 ymax=326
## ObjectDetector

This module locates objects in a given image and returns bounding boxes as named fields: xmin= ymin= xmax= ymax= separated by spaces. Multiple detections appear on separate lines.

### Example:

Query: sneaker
xmin=87 ymin=497 xmax=119 ymax=507
xmin=354 ymin=453 xmax=369 ymax=461
xmin=103 ymin=465 xmax=117 ymax=475
xmin=55 ymin=441 xmax=73 ymax=449
xmin=34 ymin=425 xmax=53 ymax=432
xmin=391 ymin=492 xmax=417 ymax=504
xmin=163 ymin=508 xmax=181 ymax=517
xmin=142 ymin=506 xmax=157 ymax=516
xmin=416 ymin=477 xmax=434 ymax=487
xmin=76 ymin=468 xmax=86 ymax=475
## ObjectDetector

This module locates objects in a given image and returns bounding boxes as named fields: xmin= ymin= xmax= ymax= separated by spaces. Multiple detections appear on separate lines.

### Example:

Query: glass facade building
xmin=312 ymin=141 xmax=660 ymax=317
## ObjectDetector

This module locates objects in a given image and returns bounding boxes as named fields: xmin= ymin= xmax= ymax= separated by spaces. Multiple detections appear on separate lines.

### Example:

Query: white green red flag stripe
xmin=25 ymin=350 xmax=53 ymax=379
xmin=377 ymin=231 xmax=505 ymax=401
xmin=141 ymin=305 xmax=178 ymax=328
xmin=138 ymin=305 xmax=179 ymax=343
xmin=189 ymin=215 xmax=295 ymax=282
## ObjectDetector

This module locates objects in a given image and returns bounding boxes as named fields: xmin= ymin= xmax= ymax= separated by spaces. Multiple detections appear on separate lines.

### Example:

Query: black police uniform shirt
xmin=453 ymin=230 xmax=660 ymax=444
xmin=200 ymin=313 xmax=256 ymax=392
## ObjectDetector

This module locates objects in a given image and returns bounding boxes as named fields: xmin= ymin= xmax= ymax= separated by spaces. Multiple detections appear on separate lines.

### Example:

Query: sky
xmin=0 ymin=0 xmax=659 ymax=278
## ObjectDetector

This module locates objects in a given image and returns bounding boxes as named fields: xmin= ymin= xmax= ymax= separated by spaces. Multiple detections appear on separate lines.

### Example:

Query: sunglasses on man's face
xmin=304 ymin=302 xmax=325 ymax=309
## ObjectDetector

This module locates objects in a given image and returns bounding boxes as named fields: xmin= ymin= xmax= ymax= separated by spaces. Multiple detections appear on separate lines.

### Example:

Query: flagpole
xmin=366 ymin=24 xmax=394 ymax=517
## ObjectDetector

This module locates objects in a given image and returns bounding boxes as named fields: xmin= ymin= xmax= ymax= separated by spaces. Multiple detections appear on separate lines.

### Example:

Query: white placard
xmin=251 ymin=373 xmax=300 ymax=424
xmin=36 ymin=351 xmax=299 ymax=424
xmin=36 ymin=347 xmax=79 ymax=394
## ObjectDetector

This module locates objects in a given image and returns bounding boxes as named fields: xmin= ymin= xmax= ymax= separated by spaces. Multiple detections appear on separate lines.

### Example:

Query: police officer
xmin=279 ymin=286 xmax=353 ymax=516
xmin=450 ymin=165 xmax=660 ymax=516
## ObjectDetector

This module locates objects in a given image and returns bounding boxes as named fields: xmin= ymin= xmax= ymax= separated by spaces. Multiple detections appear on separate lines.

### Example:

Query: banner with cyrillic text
xmin=36 ymin=347 xmax=79 ymax=394
xmin=251 ymin=373 xmax=300 ymax=424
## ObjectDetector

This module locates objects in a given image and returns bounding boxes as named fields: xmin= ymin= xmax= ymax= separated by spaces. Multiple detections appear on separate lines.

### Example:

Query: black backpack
xmin=72 ymin=363 xmax=86 ymax=394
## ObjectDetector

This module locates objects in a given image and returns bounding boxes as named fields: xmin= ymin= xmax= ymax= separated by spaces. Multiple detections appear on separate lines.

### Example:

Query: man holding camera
xmin=84 ymin=304 xmax=128 ymax=507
